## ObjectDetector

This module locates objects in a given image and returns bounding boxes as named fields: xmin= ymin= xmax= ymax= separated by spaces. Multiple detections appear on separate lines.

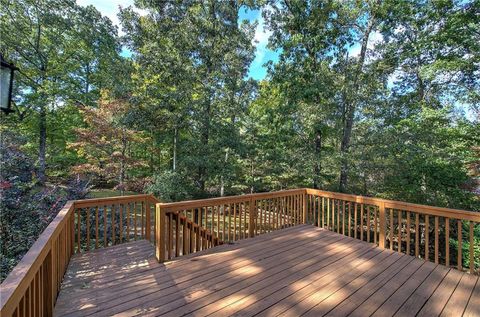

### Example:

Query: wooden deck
xmin=54 ymin=225 xmax=479 ymax=317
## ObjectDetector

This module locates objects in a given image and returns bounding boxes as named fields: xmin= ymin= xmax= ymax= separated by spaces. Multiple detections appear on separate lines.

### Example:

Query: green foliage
xmin=1 ymin=0 xmax=479 ymax=281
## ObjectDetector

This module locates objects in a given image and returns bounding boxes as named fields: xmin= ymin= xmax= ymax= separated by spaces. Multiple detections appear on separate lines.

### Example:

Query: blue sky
xmin=78 ymin=0 xmax=278 ymax=80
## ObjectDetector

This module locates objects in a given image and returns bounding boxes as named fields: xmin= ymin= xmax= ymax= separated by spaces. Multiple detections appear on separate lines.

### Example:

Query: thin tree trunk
xmin=339 ymin=3 xmax=378 ymax=192
xmin=313 ymin=129 xmax=322 ymax=189
xmin=120 ymin=128 xmax=127 ymax=195
xmin=172 ymin=127 xmax=178 ymax=171
xmin=38 ymin=103 xmax=47 ymax=184
xmin=220 ymin=148 xmax=229 ymax=196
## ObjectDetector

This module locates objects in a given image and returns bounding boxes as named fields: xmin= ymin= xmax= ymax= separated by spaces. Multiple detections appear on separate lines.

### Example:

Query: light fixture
xmin=1 ymin=54 xmax=18 ymax=115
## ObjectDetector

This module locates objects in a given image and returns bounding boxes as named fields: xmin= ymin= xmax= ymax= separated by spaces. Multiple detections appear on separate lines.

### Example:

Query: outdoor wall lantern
xmin=1 ymin=54 xmax=18 ymax=115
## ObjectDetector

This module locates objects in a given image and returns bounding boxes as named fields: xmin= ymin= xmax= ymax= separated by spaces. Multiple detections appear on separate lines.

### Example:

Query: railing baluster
xmin=336 ymin=199 xmax=340 ymax=234
xmin=360 ymin=204 xmax=364 ymax=241
xmin=348 ymin=202 xmax=351 ymax=237
xmin=397 ymin=210 xmax=401 ymax=253
xmin=95 ymin=207 xmax=99 ymax=248
xmin=112 ymin=205 xmax=116 ymax=245
xmin=76 ymin=209 xmax=81 ymax=253
xmin=374 ymin=206 xmax=378 ymax=245
xmin=126 ymin=203 xmax=130 ymax=242
xmin=86 ymin=208 xmax=90 ymax=251
xmin=458 ymin=220 xmax=462 ymax=270
xmin=425 ymin=215 xmax=429 ymax=261
xmin=390 ymin=209 xmax=394 ymax=250
xmin=445 ymin=217 xmax=450 ymax=267
xmin=342 ymin=200 xmax=346 ymax=235
xmin=469 ymin=221 xmax=474 ymax=274
xmin=354 ymin=203 xmax=358 ymax=239
xmin=435 ymin=216 xmax=439 ymax=264
xmin=415 ymin=213 xmax=420 ymax=257
xmin=367 ymin=205 xmax=371 ymax=243
xmin=175 ymin=213 xmax=180 ymax=257
xmin=119 ymin=204 xmax=123 ymax=243
xmin=406 ymin=211 xmax=410 ymax=255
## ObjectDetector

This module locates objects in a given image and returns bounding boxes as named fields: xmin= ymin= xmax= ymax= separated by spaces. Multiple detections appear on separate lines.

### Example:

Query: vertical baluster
xmin=445 ymin=218 xmax=450 ymax=267
xmin=415 ymin=213 xmax=419 ymax=257
xmin=389 ymin=209 xmax=394 ymax=250
xmin=458 ymin=220 xmax=462 ymax=270
xmin=374 ymin=207 xmax=378 ymax=245
xmin=140 ymin=201 xmax=146 ymax=239
xmin=217 ymin=205 xmax=220 ymax=238
xmin=327 ymin=198 xmax=330 ymax=230
xmin=175 ymin=212 xmax=180 ymax=257
xmin=425 ymin=215 xmax=429 ymax=261
xmin=166 ymin=212 xmax=172 ymax=258
xmin=243 ymin=202 xmax=247 ymax=238
xmin=86 ymin=208 xmax=90 ymax=251
xmin=367 ymin=206 xmax=371 ymax=243
xmin=348 ymin=202 xmax=351 ymax=237
xmin=435 ymin=216 xmax=439 ymax=264
xmin=95 ymin=207 xmax=99 ymax=249
xmin=119 ymin=204 xmax=123 ymax=243
xmin=221 ymin=206 xmax=225 ymax=241
xmin=397 ymin=210 xmax=401 ymax=253
xmin=336 ymin=200 xmax=340 ymax=233
xmin=126 ymin=203 xmax=130 ymax=242
xmin=77 ymin=209 xmax=81 ymax=253
xmin=112 ymin=205 xmax=115 ymax=245
xmin=354 ymin=203 xmax=358 ymax=239
xmin=360 ymin=204 xmax=364 ymax=241
xmin=103 ymin=205 xmax=108 ymax=247
xmin=134 ymin=202 xmax=137 ymax=240
xmin=228 ymin=205 xmax=231 ymax=241
xmin=406 ymin=211 xmax=410 ymax=255
xmin=342 ymin=201 xmax=346 ymax=235
xmin=183 ymin=214 xmax=188 ymax=256
xmin=233 ymin=203 xmax=237 ymax=241
xmin=469 ymin=221 xmax=474 ymax=274
xmin=211 ymin=206 xmax=214 ymax=236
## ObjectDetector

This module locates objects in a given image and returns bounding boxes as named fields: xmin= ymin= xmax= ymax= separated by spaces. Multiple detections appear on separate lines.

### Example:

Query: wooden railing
xmin=1 ymin=188 xmax=478 ymax=316
xmin=305 ymin=189 xmax=480 ymax=274
xmin=0 ymin=194 xmax=158 ymax=317
xmin=155 ymin=189 xmax=305 ymax=262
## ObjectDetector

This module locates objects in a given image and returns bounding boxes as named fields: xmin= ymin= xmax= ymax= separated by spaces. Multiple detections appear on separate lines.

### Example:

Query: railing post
xmin=145 ymin=199 xmax=151 ymax=241
xmin=303 ymin=191 xmax=307 ymax=224
xmin=379 ymin=201 xmax=386 ymax=248
xmin=249 ymin=198 xmax=255 ymax=238
xmin=155 ymin=203 xmax=166 ymax=262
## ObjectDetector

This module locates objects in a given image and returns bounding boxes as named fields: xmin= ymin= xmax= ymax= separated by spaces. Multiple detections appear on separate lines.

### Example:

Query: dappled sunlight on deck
xmin=53 ymin=225 xmax=479 ymax=316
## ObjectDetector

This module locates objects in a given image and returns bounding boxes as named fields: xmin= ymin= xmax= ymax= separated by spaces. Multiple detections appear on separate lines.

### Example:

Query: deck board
xmin=54 ymin=225 xmax=478 ymax=317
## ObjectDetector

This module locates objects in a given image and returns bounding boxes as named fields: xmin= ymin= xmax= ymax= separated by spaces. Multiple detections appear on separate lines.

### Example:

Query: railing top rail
xmin=73 ymin=193 xmax=158 ymax=208
xmin=306 ymin=189 xmax=480 ymax=221
xmin=158 ymin=188 xmax=305 ymax=212
xmin=0 ymin=201 xmax=75 ymax=315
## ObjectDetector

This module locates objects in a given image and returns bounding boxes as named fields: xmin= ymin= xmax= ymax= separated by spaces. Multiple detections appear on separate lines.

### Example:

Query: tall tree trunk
xmin=198 ymin=98 xmax=210 ymax=192
xmin=339 ymin=4 xmax=378 ymax=192
xmin=172 ymin=127 xmax=178 ymax=171
xmin=220 ymin=148 xmax=229 ymax=196
xmin=38 ymin=103 xmax=47 ymax=184
xmin=120 ymin=128 xmax=127 ymax=195
xmin=313 ymin=129 xmax=322 ymax=189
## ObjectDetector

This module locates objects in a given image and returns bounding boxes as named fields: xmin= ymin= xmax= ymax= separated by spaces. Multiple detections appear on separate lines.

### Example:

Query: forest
xmin=0 ymin=0 xmax=479 ymax=280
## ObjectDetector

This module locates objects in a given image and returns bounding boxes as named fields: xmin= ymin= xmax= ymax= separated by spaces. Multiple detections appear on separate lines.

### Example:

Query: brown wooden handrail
xmin=1 ymin=188 xmax=478 ymax=316
xmin=305 ymin=189 xmax=479 ymax=274
xmin=155 ymin=189 xmax=305 ymax=262
xmin=0 ymin=194 xmax=159 ymax=316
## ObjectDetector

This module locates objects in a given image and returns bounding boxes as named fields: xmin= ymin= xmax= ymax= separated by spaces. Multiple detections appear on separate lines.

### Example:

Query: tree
xmin=120 ymin=0 xmax=256 ymax=197
xmin=0 ymin=0 xmax=120 ymax=183
xmin=69 ymin=91 xmax=150 ymax=193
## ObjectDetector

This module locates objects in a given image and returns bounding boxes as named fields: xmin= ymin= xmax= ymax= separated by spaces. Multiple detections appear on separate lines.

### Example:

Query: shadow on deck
xmin=54 ymin=225 xmax=479 ymax=317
